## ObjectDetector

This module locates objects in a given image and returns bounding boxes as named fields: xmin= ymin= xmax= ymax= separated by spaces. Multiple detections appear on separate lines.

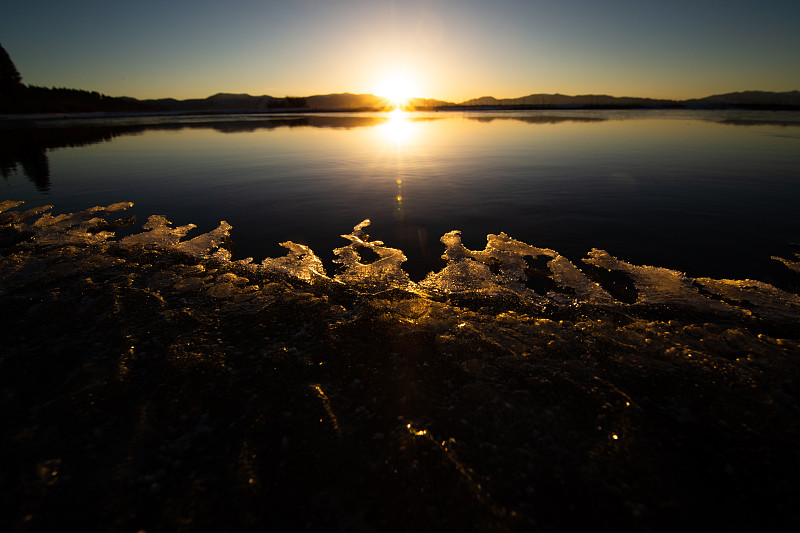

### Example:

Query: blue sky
xmin=2 ymin=0 xmax=798 ymax=101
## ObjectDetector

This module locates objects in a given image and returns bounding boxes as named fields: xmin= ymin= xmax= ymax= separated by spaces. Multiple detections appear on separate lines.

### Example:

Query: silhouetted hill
xmin=5 ymin=86 xmax=800 ymax=116
xmin=1 ymin=44 xmax=162 ymax=115
xmin=141 ymin=93 xmax=282 ymax=111
xmin=93 ymin=89 xmax=800 ymax=112
xmin=683 ymin=90 xmax=800 ymax=109
xmin=132 ymin=93 xmax=447 ymax=112
xmin=407 ymin=97 xmax=453 ymax=109
xmin=458 ymin=93 xmax=677 ymax=108
xmin=121 ymin=90 xmax=800 ymax=112
xmin=304 ymin=93 xmax=389 ymax=109
xmin=14 ymin=86 xmax=162 ymax=114
xmin=136 ymin=92 xmax=395 ymax=112
xmin=1 ymin=84 xmax=162 ymax=115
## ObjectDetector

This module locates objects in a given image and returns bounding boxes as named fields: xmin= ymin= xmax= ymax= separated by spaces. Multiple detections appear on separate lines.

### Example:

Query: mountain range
xmin=125 ymin=92 xmax=452 ymax=112
xmin=126 ymin=90 xmax=800 ymax=112
xmin=4 ymin=89 xmax=800 ymax=115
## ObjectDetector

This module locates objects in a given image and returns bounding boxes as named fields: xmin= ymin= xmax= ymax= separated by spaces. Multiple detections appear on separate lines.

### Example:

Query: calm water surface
xmin=2 ymin=109 xmax=799 ymax=281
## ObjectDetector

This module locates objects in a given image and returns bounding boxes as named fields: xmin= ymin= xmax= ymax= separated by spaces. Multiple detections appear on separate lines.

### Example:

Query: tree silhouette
xmin=0 ymin=43 xmax=23 ymax=95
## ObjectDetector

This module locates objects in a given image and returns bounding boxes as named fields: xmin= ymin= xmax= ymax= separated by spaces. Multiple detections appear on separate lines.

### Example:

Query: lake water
xmin=2 ymin=109 xmax=799 ymax=282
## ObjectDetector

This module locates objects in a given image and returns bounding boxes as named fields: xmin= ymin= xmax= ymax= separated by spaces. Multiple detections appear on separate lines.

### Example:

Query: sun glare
xmin=374 ymin=71 xmax=419 ymax=109
xmin=376 ymin=109 xmax=415 ymax=145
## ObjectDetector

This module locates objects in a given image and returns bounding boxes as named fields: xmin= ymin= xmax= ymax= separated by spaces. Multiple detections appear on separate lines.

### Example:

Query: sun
xmin=373 ymin=70 xmax=420 ymax=109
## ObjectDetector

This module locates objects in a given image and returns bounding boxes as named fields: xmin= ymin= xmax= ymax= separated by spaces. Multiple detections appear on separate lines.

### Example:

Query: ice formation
xmin=4 ymin=198 xmax=799 ymax=533
xmin=332 ymin=219 xmax=413 ymax=288
xmin=419 ymin=230 xmax=614 ymax=303
xmin=119 ymin=214 xmax=233 ymax=259
xmin=2 ymin=200 xmax=799 ymax=323
xmin=2 ymin=201 xmax=134 ymax=246
xmin=584 ymin=248 xmax=736 ymax=310
xmin=260 ymin=241 xmax=326 ymax=281
xmin=773 ymin=252 xmax=800 ymax=274
xmin=694 ymin=277 xmax=800 ymax=322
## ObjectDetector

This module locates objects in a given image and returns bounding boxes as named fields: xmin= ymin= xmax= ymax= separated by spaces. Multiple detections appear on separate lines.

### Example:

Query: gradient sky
xmin=2 ymin=0 xmax=799 ymax=102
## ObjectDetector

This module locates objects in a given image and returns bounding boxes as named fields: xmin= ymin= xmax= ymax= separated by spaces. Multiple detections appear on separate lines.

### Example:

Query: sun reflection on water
xmin=376 ymin=109 xmax=417 ymax=147
xmin=370 ymin=110 xmax=423 ymax=221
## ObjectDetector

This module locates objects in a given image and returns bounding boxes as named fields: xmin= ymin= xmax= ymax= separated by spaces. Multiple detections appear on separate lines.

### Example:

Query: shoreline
xmin=4 ymin=103 xmax=800 ymax=124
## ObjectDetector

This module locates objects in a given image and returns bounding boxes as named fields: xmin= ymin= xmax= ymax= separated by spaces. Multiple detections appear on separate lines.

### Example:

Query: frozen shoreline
xmin=2 ymin=200 xmax=800 ymax=531
xmin=3 ymin=199 xmax=798 ymax=322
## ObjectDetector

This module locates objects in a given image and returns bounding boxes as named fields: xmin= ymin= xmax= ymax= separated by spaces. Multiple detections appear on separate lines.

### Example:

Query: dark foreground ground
xmin=2 ymin=202 xmax=800 ymax=532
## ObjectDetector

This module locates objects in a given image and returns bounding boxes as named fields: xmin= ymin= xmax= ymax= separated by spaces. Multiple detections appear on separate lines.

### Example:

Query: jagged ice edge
xmin=2 ymin=200 xmax=799 ymax=322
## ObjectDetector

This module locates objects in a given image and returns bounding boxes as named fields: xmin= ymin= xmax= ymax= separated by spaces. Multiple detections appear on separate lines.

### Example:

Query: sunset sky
xmin=2 ymin=0 xmax=799 ymax=102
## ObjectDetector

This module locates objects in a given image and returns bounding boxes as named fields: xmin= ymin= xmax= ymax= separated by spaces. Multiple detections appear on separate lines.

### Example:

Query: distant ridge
xmin=137 ymin=92 xmax=394 ymax=112
xmin=456 ymin=91 xmax=800 ymax=109
xmin=129 ymin=90 xmax=800 ymax=113
xmin=684 ymin=90 xmax=800 ymax=108
xmin=4 ymin=89 xmax=800 ymax=116
xmin=457 ymin=93 xmax=675 ymax=108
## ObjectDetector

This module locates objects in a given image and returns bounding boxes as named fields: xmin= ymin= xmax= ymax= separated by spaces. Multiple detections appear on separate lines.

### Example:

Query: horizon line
xmin=114 ymin=88 xmax=800 ymax=104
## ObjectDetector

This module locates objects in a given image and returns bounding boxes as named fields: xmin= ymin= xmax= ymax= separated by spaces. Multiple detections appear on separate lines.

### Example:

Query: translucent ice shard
xmin=481 ymin=232 xmax=612 ymax=302
xmin=772 ymin=252 xmax=800 ymax=274
xmin=118 ymin=214 xmax=232 ymax=259
xmin=584 ymin=249 xmax=736 ymax=311
xmin=421 ymin=253 xmax=504 ymax=295
xmin=420 ymin=230 xmax=520 ymax=295
xmin=694 ymin=277 xmax=800 ymax=322
xmin=260 ymin=241 xmax=326 ymax=281
xmin=28 ymin=202 xmax=134 ymax=245
xmin=420 ymin=230 xmax=610 ymax=302
xmin=0 ymin=200 xmax=25 ymax=214
xmin=547 ymin=254 xmax=614 ymax=304
xmin=177 ymin=221 xmax=233 ymax=258
xmin=333 ymin=219 xmax=413 ymax=288
xmin=0 ymin=201 xmax=54 ymax=226
xmin=120 ymin=215 xmax=197 ymax=248
xmin=15 ymin=205 xmax=55 ymax=223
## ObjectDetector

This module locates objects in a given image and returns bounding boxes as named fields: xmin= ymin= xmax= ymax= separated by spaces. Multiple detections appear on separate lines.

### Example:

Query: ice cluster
xmin=333 ymin=219 xmax=413 ymax=288
xmin=419 ymin=230 xmax=614 ymax=304
xmin=2 ymin=200 xmax=799 ymax=322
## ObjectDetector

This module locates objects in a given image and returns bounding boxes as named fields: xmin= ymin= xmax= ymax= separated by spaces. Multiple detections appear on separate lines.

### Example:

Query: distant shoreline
xmin=3 ymin=89 xmax=800 ymax=121
xmin=437 ymin=103 xmax=800 ymax=112
xmin=3 ymin=102 xmax=800 ymax=123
